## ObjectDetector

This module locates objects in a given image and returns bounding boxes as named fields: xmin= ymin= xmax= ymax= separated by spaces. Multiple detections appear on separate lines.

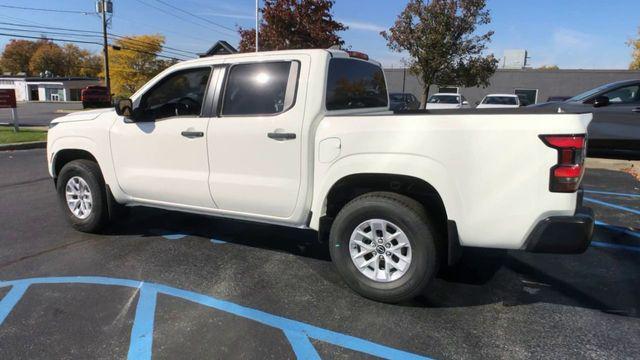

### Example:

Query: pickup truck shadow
xmin=105 ymin=207 xmax=639 ymax=318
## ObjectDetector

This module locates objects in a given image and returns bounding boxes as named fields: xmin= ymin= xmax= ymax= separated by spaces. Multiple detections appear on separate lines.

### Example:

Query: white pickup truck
xmin=47 ymin=49 xmax=594 ymax=302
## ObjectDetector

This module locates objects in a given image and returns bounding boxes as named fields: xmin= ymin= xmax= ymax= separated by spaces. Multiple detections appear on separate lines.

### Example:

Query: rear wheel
xmin=57 ymin=159 xmax=110 ymax=233
xmin=329 ymin=192 xmax=439 ymax=303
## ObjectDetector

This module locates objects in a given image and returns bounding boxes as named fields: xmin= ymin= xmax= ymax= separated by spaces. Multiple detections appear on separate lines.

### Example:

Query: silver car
xmin=531 ymin=79 xmax=640 ymax=160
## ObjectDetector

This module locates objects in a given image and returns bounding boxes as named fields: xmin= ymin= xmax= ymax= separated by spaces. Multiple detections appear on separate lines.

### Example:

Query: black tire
xmin=329 ymin=192 xmax=439 ymax=303
xmin=56 ymin=159 xmax=110 ymax=233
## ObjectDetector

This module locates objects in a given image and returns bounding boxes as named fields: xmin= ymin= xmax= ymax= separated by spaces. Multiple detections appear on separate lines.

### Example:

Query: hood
xmin=425 ymin=103 xmax=460 ymax=109
xmin=476 ymin=104 xmax=520 ymax=109
xmin=50 ymin=108 xmax=114 ymax=125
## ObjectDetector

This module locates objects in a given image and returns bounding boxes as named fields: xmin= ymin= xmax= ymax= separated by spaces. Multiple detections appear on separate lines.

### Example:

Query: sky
xmin=0 ymin=0 xmax=638 ymax=69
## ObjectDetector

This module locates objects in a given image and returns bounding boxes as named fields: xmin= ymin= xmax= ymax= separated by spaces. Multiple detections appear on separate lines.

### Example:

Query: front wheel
xmin=56 ymin=160 xmax=110 ymax=233
xmin=329 ymin=192 xmax=439 ymax=303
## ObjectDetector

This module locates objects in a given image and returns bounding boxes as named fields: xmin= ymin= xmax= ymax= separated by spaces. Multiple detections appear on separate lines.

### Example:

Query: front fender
xmin=309 ymin=153 xmax=462 ymax=230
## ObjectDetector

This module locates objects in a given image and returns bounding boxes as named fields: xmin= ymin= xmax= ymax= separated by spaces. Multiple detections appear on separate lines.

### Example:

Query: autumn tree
xmin=0 ymin=39 xmax=40 ymax=75
xmin=630 ymin=28 xmax=640 ymax=70
xmin=537 ymin=65 xmax=560 ymax=70
xmin=382 ymin=0 xmax=498 ymax=106
xmin=61 ymin=44 xmax=102 ymax=77
xmin=29 ymin=41 xmax=65 ymax=76
xmin=237 ymin=0 xmax=347 ymax=52
xmin=105 ymin=34 xmax=173 ymax=97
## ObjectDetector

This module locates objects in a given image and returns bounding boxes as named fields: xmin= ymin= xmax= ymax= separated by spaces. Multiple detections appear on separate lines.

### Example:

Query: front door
xmin=110 ymin=66 xmax=215 ymax=208
xmin=208 ymin=58 xmax=307 ymax=218
xmin=590 ymin=83 xmax=640 ymax=153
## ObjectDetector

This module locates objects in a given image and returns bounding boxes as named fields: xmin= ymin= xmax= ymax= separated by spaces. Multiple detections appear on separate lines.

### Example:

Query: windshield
xmin=482 ymin=96 xmax=518 ymax=105
xmin=428 ymin=95 xmax=459 ymax=104
xmin=567 ymin=83 xmax=616 ymax=102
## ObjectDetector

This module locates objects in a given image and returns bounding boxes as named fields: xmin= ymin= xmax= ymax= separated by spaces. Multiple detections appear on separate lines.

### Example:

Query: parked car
xmin=48 ymin=49 xmax=594 ymax=303
xmin=546 ymin=96 xmax=571 ymax=102
xmin=389 ymin=92 xmax=420 ymax=111
xmin=531 ymin=79 xmax=640 ymax=160
xmin=425 ymin=93 xmax=470 ymax=109
xmin=81 ymin=86 xmax=111 ymax=108
xmin=476 ymin=94 xmax=521 ymax=109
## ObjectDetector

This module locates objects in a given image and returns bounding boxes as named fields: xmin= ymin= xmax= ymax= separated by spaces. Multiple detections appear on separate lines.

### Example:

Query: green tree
xmin=630 ymin=28 xmax=640 ymax=70
xmin=29 ymin=41 xmax=65 ymax=76
xmin=105 ymin=34 xmax=173 ymax=97
xmin=382 ymin=0 xmax=498 ymax=106
xmin=238 ymin=0 xmax=347 ymax=52
xmin=0 ymin=39 xmax=40 ymax=75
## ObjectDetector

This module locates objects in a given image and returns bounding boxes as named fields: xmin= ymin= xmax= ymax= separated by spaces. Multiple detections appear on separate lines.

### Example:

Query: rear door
xmin=207 ymin=56 xmax=308 ymax=218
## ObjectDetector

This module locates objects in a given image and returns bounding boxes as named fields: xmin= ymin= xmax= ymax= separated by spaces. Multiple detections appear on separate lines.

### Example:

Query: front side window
xmin=601 ymin=85 xmax=640 ymax=104
xmin=139 ymin=67 xmax=211 ymax=120
xmin=221 ymin=61 xmax=299 ymax=116
xmin=483 ymin=96 xmax=518 ymax=105
xmin=326 ymin=58 xmax=388 ymax=110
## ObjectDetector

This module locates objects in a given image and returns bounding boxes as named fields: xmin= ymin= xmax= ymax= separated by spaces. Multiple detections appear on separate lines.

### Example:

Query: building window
xmin=438 ymin=86 xmax=459 ymax=94
xmin=515 ymin=89 xmax=538 ymax=106
xmin=45 ymin=87 xmax=65 ymax=101
xmin=69 ymin=88 xmax=82 ymax=101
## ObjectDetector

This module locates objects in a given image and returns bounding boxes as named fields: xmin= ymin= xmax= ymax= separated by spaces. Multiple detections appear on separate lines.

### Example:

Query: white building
xmin=0 ymin=76 xmax=101 ymax=102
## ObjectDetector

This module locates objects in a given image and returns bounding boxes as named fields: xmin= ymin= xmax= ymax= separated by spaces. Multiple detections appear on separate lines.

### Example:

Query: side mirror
xmin=115 ymin=99 xmax=134 ymax=118
xmin=593 ymin=96 xmax=610 ymax=108
xmin=462 ymin=101 xmax=469 ymax=106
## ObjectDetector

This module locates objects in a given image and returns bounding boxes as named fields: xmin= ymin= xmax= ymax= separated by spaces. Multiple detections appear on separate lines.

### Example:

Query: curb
xmin=0 ymin=141 xmax=46 ymax=151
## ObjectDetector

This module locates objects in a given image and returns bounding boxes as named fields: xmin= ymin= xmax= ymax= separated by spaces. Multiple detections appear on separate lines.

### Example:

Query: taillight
xmin=346 ymin=50 xmax=369 ymax=61
xmin=540 ymin=134 xmax=586 ymax=193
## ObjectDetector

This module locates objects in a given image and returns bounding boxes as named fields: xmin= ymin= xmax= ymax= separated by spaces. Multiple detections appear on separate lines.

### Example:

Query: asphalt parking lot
xmin=0 ymin=149 xmax=639 ymax=359
xmin=0 ymin=102 xmax=84 ymax=127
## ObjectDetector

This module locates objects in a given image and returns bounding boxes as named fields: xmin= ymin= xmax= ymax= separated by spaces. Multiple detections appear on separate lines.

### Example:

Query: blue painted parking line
xmin=0 ymin=283 xmax=29 ymax=325
xmin=592 ymin=241 xmax=640 ymax=253
xmin=128 ymin=285 xmax=158 ymax=360
xmin=584 ymin=197 xmax=640 ymax=216
xmin=210 ymin=239 xmax=227 ymax=244
xmin=284 ymin=329 xmax=322 ymax=359
xmin=584 ymin=190 xmax=640 ymax=198
xmin=595 ymin=221 xmax=640 ymax=239
xmin=0 ymin=277 xmax=431 ymax=360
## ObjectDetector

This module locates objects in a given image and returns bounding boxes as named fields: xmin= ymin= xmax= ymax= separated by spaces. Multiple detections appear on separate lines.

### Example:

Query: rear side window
xmin=326 ymin=58 xmax=388 ymax=110
xmin=221 ymin=61 xmax=299 ymax=116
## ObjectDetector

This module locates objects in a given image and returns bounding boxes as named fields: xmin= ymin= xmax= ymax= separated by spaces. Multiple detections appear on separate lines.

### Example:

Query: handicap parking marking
xmin=595 ymin=221 xmax=640 ymax=239
xmin=0 ymin=277 xmax=431 ymax=360
xmin=592 ymin=241 xmax=640 ymax=253
xmin=583 ymin=190 xmax=640 ymax=199
xmin=584 ymin=197 xmax=640 ymax=216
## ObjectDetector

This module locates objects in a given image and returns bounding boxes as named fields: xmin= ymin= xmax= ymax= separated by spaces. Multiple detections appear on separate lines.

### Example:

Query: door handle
xmin=181 ymin=131 xmax=204 ymax=138
xmin=632 ymin=107 xmax=640 ymax=113
xmin=267 ymin=132 xmax=296 ymax=141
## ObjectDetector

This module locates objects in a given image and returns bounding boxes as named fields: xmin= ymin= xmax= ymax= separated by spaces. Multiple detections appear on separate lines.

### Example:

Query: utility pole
xmin=98 ymin=0 xmax=112 ymax=95
xmin=255 ymin=0 xmax=259 ymax=52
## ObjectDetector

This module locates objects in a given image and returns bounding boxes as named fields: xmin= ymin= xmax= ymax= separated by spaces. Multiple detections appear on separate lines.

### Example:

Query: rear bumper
xmin=524 ymin=195 xmax=594 ymax=254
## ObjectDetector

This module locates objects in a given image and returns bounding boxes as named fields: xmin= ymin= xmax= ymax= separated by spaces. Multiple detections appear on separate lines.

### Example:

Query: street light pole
xmin=100 ymin=0 xmax=111 ymax=95
xmin=255 ymin=0 xmax=259 ymax=52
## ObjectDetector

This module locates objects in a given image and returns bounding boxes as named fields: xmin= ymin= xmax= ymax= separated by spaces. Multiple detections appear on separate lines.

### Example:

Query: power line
xmin=0 ymin=4 xmax=92 ymax=15
xmin=133 ymin=0 xmax=236 ymax=38
xmin=0 ymin=32 xmax=187 ymax=61
xmin=152 ymin=0 xmax=236 ymax=33
xmin=0 ymin=21 xmax=198 ymax=57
